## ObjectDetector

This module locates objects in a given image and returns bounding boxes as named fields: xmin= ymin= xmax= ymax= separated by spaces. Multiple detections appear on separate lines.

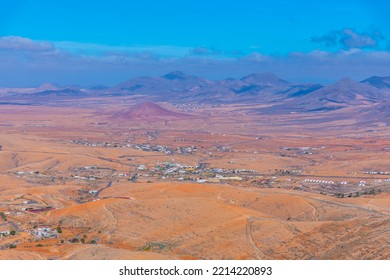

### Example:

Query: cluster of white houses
xmin=70 ymin=139 xmax=197 ymax=155
xmin=365 ymin=171 xmax=390 ymax=175
xmin=30 ymin=227 xmax=58 ymax=239
xmin=303 ymin=179 xmax=335 ymax=184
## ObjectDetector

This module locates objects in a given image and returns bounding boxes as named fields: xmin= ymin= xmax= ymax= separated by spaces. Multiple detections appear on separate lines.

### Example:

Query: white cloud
xmin=242 ymin=52 xmax=269 ymax=62
xmin=1 ymin=36 xmax=390 ymax=86
xmin=0 ymin=36 xmax=54 ymax=52
xmin=312 ymin=27 xmax=384 ymax=49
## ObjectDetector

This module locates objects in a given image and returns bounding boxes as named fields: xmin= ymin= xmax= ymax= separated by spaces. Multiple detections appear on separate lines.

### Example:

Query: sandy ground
xmin=0 ymin=103 xmax=389 ymax=259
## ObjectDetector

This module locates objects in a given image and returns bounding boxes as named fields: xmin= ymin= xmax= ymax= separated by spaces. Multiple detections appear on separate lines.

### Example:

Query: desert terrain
xmin=0 ymin=73 xmax=389 ymax=260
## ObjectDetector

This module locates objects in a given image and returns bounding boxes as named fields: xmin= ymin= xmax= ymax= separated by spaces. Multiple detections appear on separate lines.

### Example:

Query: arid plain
xmin=0 ymin=95 xmax=389 ymax=260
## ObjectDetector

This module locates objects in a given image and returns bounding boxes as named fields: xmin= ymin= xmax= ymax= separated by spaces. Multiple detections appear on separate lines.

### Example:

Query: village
xmin=0 ymin=192 xmax=98 ymax=250
xmin=8 ymin=157 xmax=390 ymax=205
xmin=1 ymin=134 xmax=390 ymax=253
xmin=60 ymin=160 xmax=389 ymax=204
xmin=70 ymin=139 xmax=198 ymax=155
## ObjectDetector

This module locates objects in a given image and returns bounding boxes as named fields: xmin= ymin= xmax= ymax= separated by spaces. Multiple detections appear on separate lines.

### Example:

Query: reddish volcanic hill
xmin=113 ymin=102 xmax=192 ymax=119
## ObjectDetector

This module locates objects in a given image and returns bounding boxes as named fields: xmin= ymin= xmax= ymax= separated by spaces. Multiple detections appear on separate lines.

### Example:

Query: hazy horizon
xmin=1 ymin=0 xmax=389 ymax=87
xmin=0 ymin=70 xmax=385 ymax=89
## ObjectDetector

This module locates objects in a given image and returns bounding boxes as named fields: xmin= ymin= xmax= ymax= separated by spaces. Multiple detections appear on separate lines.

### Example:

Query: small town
xmin=70 ymin=139 xmax=198 ymax=155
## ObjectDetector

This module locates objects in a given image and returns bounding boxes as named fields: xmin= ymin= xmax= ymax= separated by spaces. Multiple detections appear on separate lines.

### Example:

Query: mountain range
xmin=0 ymin=71 xmax=389 ymax=117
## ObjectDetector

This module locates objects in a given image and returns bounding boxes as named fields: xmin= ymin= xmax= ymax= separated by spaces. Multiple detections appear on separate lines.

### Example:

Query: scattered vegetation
xmin=141 ymin=241 xmax=167 ymax=251
xmin=0 ymin=212 xmax=7 ymax=221
xmin=56 ymin=226 xmax=62 ymax=234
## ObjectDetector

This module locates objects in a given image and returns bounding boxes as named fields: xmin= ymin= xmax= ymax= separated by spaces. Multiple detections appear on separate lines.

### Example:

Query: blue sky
xmin=0 ymin=0 xmax=389 ymax=86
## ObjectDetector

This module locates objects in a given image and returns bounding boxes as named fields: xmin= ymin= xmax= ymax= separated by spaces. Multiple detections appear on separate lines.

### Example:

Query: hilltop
xmin=112 ymin=102 xmax=192 ymax=120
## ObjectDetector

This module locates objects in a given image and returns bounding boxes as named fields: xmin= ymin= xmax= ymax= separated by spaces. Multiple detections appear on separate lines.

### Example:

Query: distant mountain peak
xmin=113 ymin=101 xmax=192 ymax=119
xmin=37 ymin=82 xmax=59 ymax=91
xmin=162 ymin=71 xmax=188 ymax=80
xmin=335 ymin=77 xmax=357 ymax=84
xmin=361 ymin=76 xmax=390 ymax=89
xmin=240 ymin=72 xmax=289 ymax=86
xmin=332 ymin=78 xmax=378 ymax=91
xmin=298 ymin=77 xmax=383 ymax=107
xmin=241 ymin=72 xmax=279 ymax=80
